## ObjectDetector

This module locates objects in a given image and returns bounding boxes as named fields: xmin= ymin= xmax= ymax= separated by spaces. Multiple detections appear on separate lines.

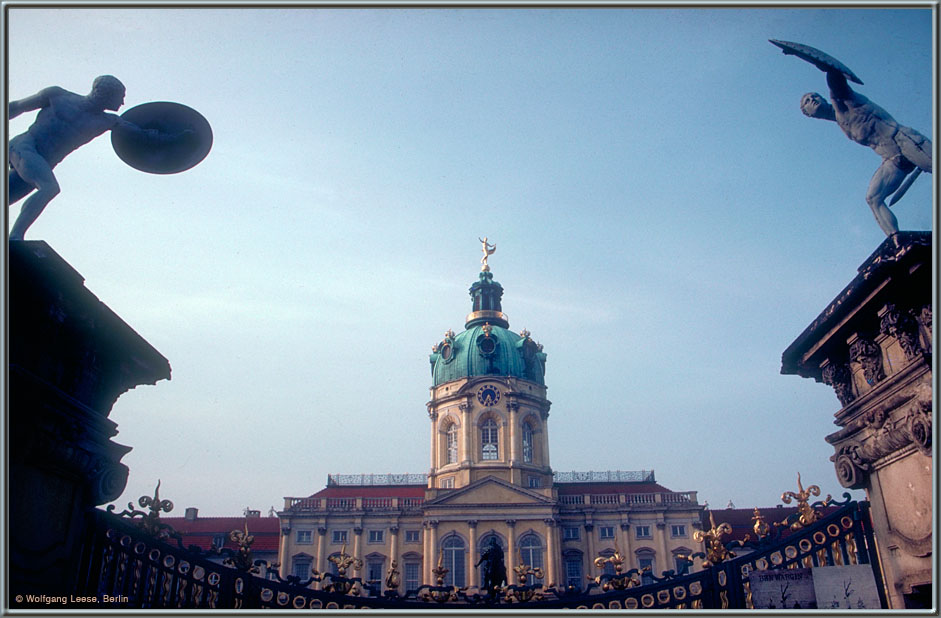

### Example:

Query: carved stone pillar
xmin=584 ymin=523 xmax=595 ymax=576
xmin=316 ymin=527 xmax=327 ymax=587
xmin=389 ymin=525 xmax=400 ymax=594
xmin=9 ymin=242 xmax=171 ymax=598
xmin=460 ymin=401 xmax=472 ymax=467
xmin=782 ymin=232 xmax=932 ymax=609
xmin=508 ymin=401 xmax=519 ymax=465
xmin=467 ymin=520 xmax=478 ymax=588
xmin=425 ymin=520 xmax=439 ymax=584
xmin=428 ymin=404 xmax=438 ymax=477
xmin=619 ymin=523 xmax=633 ymax=569
xmin=352 ymin=527 xmax=363 ymax=575
xmin=505 ymin=520 xmax=517 ymax=569
xmin=544 ymin=518 xmax=557 ymax=587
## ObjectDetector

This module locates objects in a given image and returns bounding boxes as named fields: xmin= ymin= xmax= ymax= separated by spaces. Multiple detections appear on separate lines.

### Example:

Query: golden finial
xmin=752 ymin=507 xmax=771 ymax=539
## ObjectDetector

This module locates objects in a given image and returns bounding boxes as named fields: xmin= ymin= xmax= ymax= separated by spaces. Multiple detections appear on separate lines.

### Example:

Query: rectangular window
xmin=671 ymin=524 xmax=687 ymax=538
xmin=404 ymin=562 xmax=421 ymax=591
xmin=405 ymin=530 xmax=421 ymax=544
xmin=292 ymin=557 xmax=312 ymax=580
xmin=481 ymin=419 xmax=499 ymax=460
xmin=528 ymin=476 xmax=541 ymax=488
xmin=599 ymin=526 xmax=615 ymax=539
xmin=296 ymin=530 xmax=312 ymax=544
xmin=441 ymin=477 xmax=454 ymax=488
xmin=367 ymin=560 xmax=384 ymax=583
xmin=563 ymin=526 xmax=580 ymax=541
xmin=212 ymin=534 xmax=226 ymax=549
xmin=638 ymin=557 xmax=655 ymax=585
xmin=635 ymin=525 xmax=652 ymax=539
xmin=674 ymin=555 xmax=689 ymax=573
xmin=565 ymin=558 xmax=582 ymax=589
xmin=368 ymin=530 xmax=384 ymax=543
xmin=332 ymin=530 xmax=348 ymax=544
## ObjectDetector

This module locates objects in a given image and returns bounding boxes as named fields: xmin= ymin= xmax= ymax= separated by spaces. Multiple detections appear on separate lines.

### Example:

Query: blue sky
xmin=4 ymin=5 xmax=934 ymax=515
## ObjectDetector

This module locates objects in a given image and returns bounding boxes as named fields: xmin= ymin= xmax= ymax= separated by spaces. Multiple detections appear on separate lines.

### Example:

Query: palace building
xmin=275 ymin=248 xmax=706 ymax=592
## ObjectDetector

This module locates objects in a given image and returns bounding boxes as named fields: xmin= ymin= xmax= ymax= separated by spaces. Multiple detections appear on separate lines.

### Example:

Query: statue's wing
xmin=769 ymin=39 xmax=864 ymax=85
xmin=112 ymin=101 xmax=213 ymax=174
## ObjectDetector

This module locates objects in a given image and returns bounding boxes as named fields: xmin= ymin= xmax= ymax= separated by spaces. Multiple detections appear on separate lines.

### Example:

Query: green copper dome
xmin=430 ymin=270 xmax=547 ymax=387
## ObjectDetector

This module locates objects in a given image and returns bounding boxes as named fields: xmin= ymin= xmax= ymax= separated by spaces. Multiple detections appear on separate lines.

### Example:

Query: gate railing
xmin=73 ymin=485 xmax=885 ymax=609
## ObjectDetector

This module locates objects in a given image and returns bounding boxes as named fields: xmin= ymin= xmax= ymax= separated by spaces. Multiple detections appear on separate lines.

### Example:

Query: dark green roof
xmin=429 ymin=270 xmax=546 ymax=387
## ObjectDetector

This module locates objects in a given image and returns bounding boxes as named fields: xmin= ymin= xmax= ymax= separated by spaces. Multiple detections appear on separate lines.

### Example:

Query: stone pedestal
xmin=8 ymin=241 xmax=171 ymax=595
xmin=781 ymin=232 xmax=932 ymax=609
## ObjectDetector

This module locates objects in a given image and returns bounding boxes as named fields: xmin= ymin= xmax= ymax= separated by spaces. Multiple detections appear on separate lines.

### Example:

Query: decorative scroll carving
xmin=833 ymin=445 xmax=869 ymax=489
xmin=831 ymin=392 xmax=933 ymax=488
xmin=849 ymin=337 xmax=885 ymax=386
xmin=821 ymin=362 xmax=855 ymax=406
xmin=879 ymin=305 xmax=921 ymax=360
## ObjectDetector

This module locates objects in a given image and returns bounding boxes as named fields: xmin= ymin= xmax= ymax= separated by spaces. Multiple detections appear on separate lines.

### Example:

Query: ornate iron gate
xmin=72 ymin=490 xmax=886 ymax=610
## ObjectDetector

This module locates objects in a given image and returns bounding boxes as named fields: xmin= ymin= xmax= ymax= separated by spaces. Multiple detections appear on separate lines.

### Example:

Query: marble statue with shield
xmin=770 ymin=40 xmax=932 ymax=237
xmin=8 ymin=75 xmax=212 ymax=240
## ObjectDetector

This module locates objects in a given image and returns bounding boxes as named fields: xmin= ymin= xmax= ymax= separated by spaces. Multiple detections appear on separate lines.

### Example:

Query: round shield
xmin=111 ymin=101 xmax=212 ymax=174
xmin=769 ymin=39 xmax=864 ymax=85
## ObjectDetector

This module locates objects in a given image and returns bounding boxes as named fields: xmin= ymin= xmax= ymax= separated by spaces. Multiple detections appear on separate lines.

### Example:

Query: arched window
xmin=518 ymin=533 xmax=543 ymax=571
xmin=446 ymin=423 xmax=458 ymax=464
xmin=481 ymin=418 xmax=499 ymax=460
xmin=442 ymin=536 xmax=466 ymax=588
xmin=522 ymin=422 xmax=534 ymax=463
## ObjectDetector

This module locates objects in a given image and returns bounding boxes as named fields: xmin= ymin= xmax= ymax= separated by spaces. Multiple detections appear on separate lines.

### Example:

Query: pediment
xmin=425 ymin=476 xmax=554 ymax=507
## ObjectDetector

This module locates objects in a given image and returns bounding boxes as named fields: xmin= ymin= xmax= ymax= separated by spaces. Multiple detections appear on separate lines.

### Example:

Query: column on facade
xmin=506 ymin=520 xmax=517 ymax=570
xmin=656 ymin=522 xmax=669 ymax=576
xmin=538 ymin=409 xmax=551 ymax=468
xmin=389 ymin=525 xmax=400 ymax=594
xmin=277 ymin=524 xmax=290 ymax=580
xmin=584 ymin=524 xmax=596 ymax=580
xmin=425 ymin=521 xmax=439 ymax=585
xmin=353 ymin=527 xmax=363 ymax=577
xmin=429 ymin=408 xmax=438 ymax=475
xmin=316 ymin=527 xmax=327 ymax=588
xmin=508 ymin=402 xmax=519 ymax=464
xmin=543 ymin=518 xmax=557 ymax=587
xmin=422 ymin=522 xmax=430 ymax=584
xmin=619 ymin=523 xmax=633 ymax=571
xmin=460 ymin=402 xmax=471 ymax=465
xmin=467 ymin=520 xmax=479 ymax=589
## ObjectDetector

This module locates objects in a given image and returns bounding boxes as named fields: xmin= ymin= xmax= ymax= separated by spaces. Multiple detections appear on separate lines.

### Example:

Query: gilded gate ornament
xmin=506 ymin=551 xmax=545 ymax=602
xmin=779 ymin=473 xmax=831 ymax=530
xmin=108 ymin=480 xmax=176 ymax=538
xmin=751 ymin=507 xmax=771 ymax=540
xmin=693 ymin=511 xmax=735 ymax=567
xmin=223 ymin=521 xmax=258 ymax=573
xmin=385 ymin=559 xmax=401 ymax=589
xmin=593 ymin=544 xmax=642 ymax=591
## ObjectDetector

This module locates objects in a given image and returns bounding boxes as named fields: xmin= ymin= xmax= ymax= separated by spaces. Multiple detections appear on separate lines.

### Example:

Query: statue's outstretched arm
xmin=825 ymin=70 xmax=853 ymax=102
xmin=9 ymin=86 xmax=61 ymax=120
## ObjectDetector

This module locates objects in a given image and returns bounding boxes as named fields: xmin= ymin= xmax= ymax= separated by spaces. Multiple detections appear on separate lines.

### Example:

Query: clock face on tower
xmin=477 ymin=385 xmax=501 ymax=407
